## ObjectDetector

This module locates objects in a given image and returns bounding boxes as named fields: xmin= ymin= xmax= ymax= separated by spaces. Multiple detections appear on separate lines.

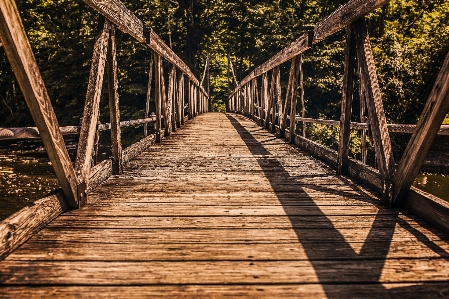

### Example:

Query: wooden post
xmin=75 ymin=17 xmax=110 ymax=183
xmin=176 ymin=74 xmax=182 ymax=127
xmin=300 ymin=57 xmax=306 ymax=138
xmin=161 ymin=64 xmax=169 ymax=137
xmin=337 ymin=24 xmax=356 ymax=175
xmin=392 ymin=52 xmax=449 ymax=206
xmin=107 ymin=25 xmax=123 ymax=175
xmin=360 ymin=70 xmax=368 ymax=164
xmin=0 ymin=0 xmax=79 ymax=207
xmin=180 ymin=76 xmax=185 ymax=125
xmin=290 ymin=55 xmax=302 ymax=144
xmin=144 ymin=51 xmax=154 ymax=137
xmin=281 ymin=58 xmax=297 ymax=137
xmin=355 ymin=18 xmax=394 ymax=202
xmin=171 ymin=67 xmax=177 ymax=132
xmin=154 ymin=52 xmax=162 ymax=142
xmin=261 ymin=73 xmax=268 ymax=126
xmin=265 ymin=69 xmax=277 ymax=129
xmin=272 ymin=67 xmax=281 ymax=133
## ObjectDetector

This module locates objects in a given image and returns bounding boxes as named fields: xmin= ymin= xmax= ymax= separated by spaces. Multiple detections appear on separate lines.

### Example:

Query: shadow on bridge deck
xmin=0 ymin=113 xmax=448 ymax=298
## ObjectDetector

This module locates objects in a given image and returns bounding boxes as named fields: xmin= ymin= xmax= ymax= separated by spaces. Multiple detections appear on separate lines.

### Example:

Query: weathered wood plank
xmin=107 ymin=25 xmax=123 ymax=175
xmin=355 ymin=18 xmax=394 ymax=203
xmin=393 ymin=52 xmax=449 ymax=205
xmin=75 ymin=18 xmax=110 ymax=182
xmin=0 ymin=0 xmax=79 ymax=207
xmin=337 ymin=25 xmax=356 ymax=175
xmin=313 ymin=0 xmax=390 ymax=43
xmin=122 ymin=134 xmax=156 ymax=164
xmin=0 ymin=192 xmax=68 ymax=261
xmin=2 ymin=283 xmax=449 ymax=299
xmin=87 ymin=159 xmax=112 ymax=192
xmin=1 ymin=259 xmax=449 ymax=284
xmin=154 ymin=52 xmax=162 ymax=142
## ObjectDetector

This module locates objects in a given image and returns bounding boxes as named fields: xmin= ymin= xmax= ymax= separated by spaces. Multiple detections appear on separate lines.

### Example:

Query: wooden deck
xmin=1 ymin=113 xmax=449 ymax=298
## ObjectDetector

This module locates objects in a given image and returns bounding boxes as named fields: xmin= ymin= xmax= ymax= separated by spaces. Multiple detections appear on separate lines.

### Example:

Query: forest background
xmin=0 ymin=0 xmax=448 ymax=159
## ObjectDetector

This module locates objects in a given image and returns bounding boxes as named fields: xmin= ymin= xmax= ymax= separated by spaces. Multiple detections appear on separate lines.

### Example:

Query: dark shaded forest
xmin=0 ymin=0 xmax=448 ymax=132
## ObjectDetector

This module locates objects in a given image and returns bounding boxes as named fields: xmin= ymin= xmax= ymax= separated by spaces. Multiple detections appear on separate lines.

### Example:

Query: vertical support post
xmin=0 ymin=0 xmax=79 ymax=207
xmin=261 ymin=73 xmax=268 ymax=126
xmin=281 ymin=58 xmax=297 ymax=137
xmin=338 ymin=24 xmax=356 ymax=175
xmin=75 ymin=17 xmax=110 ymax=183
xmin=392 ymin=52 xmax=449 ymax=206
xmin=355 ymin=18 xmax=394 ymax=202
xmin=176 ymin=74 xmax=182 ymax=127
xmin=154 ymin=52 xmax=162 ymax=143
xmin=144 ymin=50 xmax=154 ymax=137
xmin=171 ymin=67 xmax=177 ymax=132
xmin=290 ymin=55 xmax=302 ymax=144
xmin=181 ymin=76 xmax=185 ymax=125
xmin=161 ymin=64 xmax=169 ymax=137
xmin=265 ymin=69 xmax=277 ymax=129
xmin=272 ymin=67 xmax=281 ymax=133
xmin=107 ymin=25 xmax=123 ymax=175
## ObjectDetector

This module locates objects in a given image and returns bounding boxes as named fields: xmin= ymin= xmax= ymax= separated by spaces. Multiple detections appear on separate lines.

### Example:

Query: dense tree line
xmin=0 ymin=0 xmax=448 ymax=135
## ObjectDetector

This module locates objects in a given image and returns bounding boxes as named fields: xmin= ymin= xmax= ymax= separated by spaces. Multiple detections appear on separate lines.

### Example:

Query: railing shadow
xmin=226 ymin=113 xmax=449 ymax=298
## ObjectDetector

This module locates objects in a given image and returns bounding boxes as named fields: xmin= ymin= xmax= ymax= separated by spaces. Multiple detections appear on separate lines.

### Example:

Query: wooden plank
xmin=107 ymin=25 xmax=123 ymax=175
xmin=2 ymin=259 xmax=449 ymax=284
xmin=0 ymin=191 xmax=68 ymax=260
xmin=144 ymin=51 xmax=154 ymax=137
xmin=393 ymin=52 xmax=449 ymax=205
xmin=295 ymin=135 xmax=338 ymax=168
xmin=0 ymin=0 xmax=79 ymax=207
xmin=355 ymin=18 xmax=394 ymax=203
xmin=272 ymin=67 xmax=281 ymax=133
xmin=75 ymin=18 xmax=110 ymax=182
xmin=2 ymin=283 xmax=449 ymax=298
xmin=313 ymin=0 xmax=390 ymax=43
xmin=337 ymin=25 xmax=356 ymax=175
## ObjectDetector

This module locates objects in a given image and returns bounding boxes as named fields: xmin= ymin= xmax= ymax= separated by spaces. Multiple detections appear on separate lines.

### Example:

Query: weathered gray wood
xmin=337 ymin=25 xmax=356 ymax=175
xmin=313 ymin=0 xmax=390 ymax=43
xmin=75 ymin=18 xmax=110 ymax=182
xmin=355 ymin=18 xmax=394 ymax=203
xmin=295 ymin=135 xmax=338 ymax=168
xmin=0 ymin=191 xmax=68 ymax=261
xmin=154 ymin=53 xmax=162 ymax=142
xmin=107 ymin=25 xmax=123 ymax=175
xmin=393 ymin=52 xmax=449 ymax=206
xmin=144 ymin=51 xmax=154 ymax=137
xmin=0 ymin=0 xmax=79 ymax=207
xmin=160 ymin=63 xmax=169 ymax=136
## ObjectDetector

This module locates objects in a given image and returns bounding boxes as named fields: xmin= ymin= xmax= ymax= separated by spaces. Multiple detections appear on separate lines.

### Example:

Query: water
xmin=413 ymin=174 xmax=449 ymax=202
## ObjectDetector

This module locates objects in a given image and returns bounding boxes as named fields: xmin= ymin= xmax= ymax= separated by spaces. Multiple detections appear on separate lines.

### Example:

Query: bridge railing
xmin=0 ymin=0 xmax=208 ymax=259
xmin=229 ymin=0 xmax=449 ymax=233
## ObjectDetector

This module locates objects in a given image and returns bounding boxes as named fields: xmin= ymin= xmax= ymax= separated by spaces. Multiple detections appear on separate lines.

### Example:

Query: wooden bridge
xmin=1 ymin=0 xmax=449 ymax=297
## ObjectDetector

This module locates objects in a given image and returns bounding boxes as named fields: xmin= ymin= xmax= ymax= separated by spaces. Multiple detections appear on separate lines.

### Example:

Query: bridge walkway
xmin=1 ymin=113 xmax=449 ymax=297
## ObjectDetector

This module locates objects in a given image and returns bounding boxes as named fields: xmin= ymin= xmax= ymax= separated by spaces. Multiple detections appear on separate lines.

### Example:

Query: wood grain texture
xmin=355 ymin=18 xmax=394 ymax=202
xmin=0 ymin=0 xmax=78 ymax=207
xmin=107 ymin=25 xmax=123 ymax=175
xmin=313 ymin=0 xmax=390 ymax=43
xmin=338 ymin=25 xmax=356 ymax=175
xmin=393 ymin=52 xmax=449 ymax=205
xmin=75 ymin=18 xmax=110 ymax=182
xmin=1 ymin=113 xmax=448 ymax=297
xmin=0 ymin=191 xmax=68 ymax=261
